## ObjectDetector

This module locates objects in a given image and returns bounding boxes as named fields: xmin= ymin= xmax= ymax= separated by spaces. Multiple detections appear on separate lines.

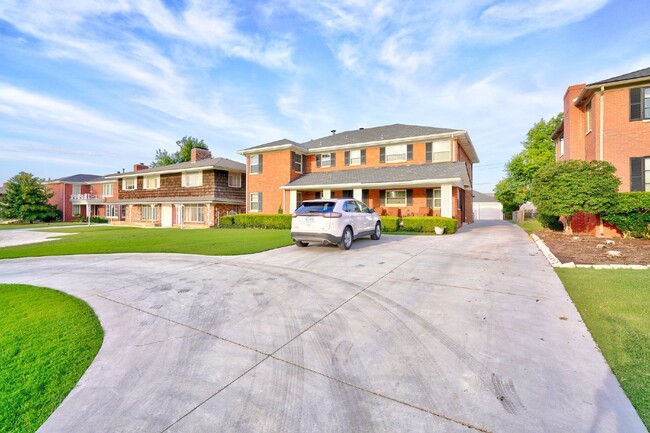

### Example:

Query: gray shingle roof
xmin=589 ymin=67 xmax=650 ymax=86
xmin=473 ymin=191 xmax=499 ymax=203
xmin=242 ymin=138 xmax=301 ymax=152
xmin=285 ymin=162 xmax=470 ymax=188
xmin=48 ymin=174 xmax=103 ymax=183
xmin=105 ymin=157 xmax=245 ymax=178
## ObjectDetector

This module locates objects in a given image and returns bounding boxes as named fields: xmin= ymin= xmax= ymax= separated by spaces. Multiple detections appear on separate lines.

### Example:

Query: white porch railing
xmin=70 ymin=194 xmax=105 ymax=201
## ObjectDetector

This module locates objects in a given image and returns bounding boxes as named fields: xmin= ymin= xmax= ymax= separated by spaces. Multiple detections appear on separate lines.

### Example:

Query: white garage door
xmin=473 ymin=204 xmax=503 ymax=220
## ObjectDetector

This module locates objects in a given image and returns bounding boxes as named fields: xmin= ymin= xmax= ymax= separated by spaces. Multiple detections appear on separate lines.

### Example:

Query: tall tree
xmin=495 ymin=113 xmax=563 ymax=211
xmin=529 ymin=160 xmax=620 ymax=234
xmin=150 ymin=136 xmax=209 ymax=167
xmin=0 ymin=172 xmax=60 ymax=222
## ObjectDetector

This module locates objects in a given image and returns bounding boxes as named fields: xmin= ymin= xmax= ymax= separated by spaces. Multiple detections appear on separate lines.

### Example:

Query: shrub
xmin=380 ymin=216 xmax=400 ymax=232
xmin=401 ymin=216 xmax=458 ymax=234
xmin=220 ymin=213 xmax=292 ymax=229
xmin=537 ymin=213 xmax=563 ymax=231
xmin=601 ymin=192 xmax=650 ymax=238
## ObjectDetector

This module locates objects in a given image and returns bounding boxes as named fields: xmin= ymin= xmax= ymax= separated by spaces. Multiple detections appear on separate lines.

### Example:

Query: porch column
xmin=353 ymin=188 xmax=363 ymax=201
xmin=322 ymin=189 xmax=331 ymax=199
xmin=441 ymin=184 xmax=453 ymax=218
xmin=289 ymin=190 xmax=298 ymax=213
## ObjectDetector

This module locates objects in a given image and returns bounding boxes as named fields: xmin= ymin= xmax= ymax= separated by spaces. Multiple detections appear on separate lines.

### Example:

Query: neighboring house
xmin=238 ymin=124 xmax=478 ymax=226
xmin=472 ymin=191 xmax=503 ymax=220
xmin=102 ymin=149 xmax=246 ymax=228
xmin=551 ymin=66 xmax=650 ymax=235
xmin=45 ymin=174 xmax=118 ymax=222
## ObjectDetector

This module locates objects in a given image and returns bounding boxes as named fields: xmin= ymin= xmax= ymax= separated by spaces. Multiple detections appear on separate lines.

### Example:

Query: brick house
xmin=45 ymin=174 xmax=119 ymax=222
xmin=102 ymin=149 xmax=246 ymax=228
xmin=238 ymin=124 xmax=478 ymax=226
xmin=551 ymin=66 xmax=650 ymax=235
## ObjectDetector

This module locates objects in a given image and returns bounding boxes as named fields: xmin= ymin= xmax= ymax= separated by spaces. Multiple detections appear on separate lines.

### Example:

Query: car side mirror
xmin=369 ymin=208 xmax=375 ymax=213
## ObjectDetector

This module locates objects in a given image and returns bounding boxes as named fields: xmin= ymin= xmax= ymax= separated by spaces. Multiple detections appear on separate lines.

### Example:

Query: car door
xmin=342 ymin=200 xmax=361 ymax=235
xmin=355 ymin=200 xmax=374 ymax=232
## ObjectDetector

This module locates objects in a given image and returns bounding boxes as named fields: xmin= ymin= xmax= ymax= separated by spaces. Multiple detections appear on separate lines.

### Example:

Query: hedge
xmin=537 ymin=213 xmax=563 ymax=231
xmin=601 ymin=192 xmax=650 ymax=238
xmin=379 ymin=216 xmax=400 ymax=232
xmin=400 ymin=216 xmax=458 ymax=234
xmin=219 ymin=213 xmax=292 ymax=229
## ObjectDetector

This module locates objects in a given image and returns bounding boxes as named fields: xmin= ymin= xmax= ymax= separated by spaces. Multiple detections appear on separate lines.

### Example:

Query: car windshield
xmin=295 ymin=201 xmax=336 ymax=213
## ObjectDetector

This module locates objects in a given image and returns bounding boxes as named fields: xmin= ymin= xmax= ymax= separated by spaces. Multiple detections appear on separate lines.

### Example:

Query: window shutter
xmin=259 ymin=192 xmax=263 ymax=212
xmin=426 ymin=142 xmax=432 ymax=162
xmin=407 ymin=190 xmax=413 ymax=205
xmin=258 ymin=154 xmax=263 ymax=174
xmin=630 ymin=88 xmax=642 ymax=121
xmin=426 ymin=189 xmax=433 ymax=207
xmin=380 ymin=190 xmax=386 ymax=206
xmin=344 ymin=151 xmax=350 ymax=166
xmin=291 ymin=151 xmax=296 ymax=171
xmin=316 ymin=154 xmax=321 ymax=168
xmin=361 ymin=149 xmax=366 ymax=165
xmin=630 ymin=157 xmax=644 ymax=191
xmin=331 ymin=153 xmax=336 ymax=167
xmin=362 ymin=189 xmax=369 ymax=203
xmin=302 ymin=154 xmax=306 ymax=172
xmin=380 ymin=147 xmax=386 ymax=163
xmin=407 ymin=144 xmax=413 ymax=161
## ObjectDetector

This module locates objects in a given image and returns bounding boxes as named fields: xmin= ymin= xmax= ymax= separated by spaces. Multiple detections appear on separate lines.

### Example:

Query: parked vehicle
xmin=291 ymin=198 xmax=382 ymax=250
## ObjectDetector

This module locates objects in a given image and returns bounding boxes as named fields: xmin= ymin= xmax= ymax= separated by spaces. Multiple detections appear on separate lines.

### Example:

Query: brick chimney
xmin=191 ymin=148 xmax=212 ymax=162
xmin=133 ymin=163 xmax=149 ymax=171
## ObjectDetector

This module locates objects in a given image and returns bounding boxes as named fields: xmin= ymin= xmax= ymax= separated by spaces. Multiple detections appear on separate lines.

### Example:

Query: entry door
xmin=161 ymin=204 xmax=173 ymax=228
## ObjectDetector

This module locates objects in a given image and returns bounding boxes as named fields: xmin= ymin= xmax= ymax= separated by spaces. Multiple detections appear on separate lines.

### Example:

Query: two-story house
xmin=46 ymin=174 xmax=119 ymax=222
xmin=551 ymin=67 xmax=650 ymax=234
xmin=238 ymin=124 xmax=478 ymax=226
xmin=103 ymin=149 xmax=246 ymax=228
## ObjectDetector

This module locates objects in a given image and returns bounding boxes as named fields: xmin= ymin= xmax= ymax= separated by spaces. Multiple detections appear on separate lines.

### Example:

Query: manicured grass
xmin=0 ymin=226 xmax=293 ymax=259
xmin=0 ymin=222 xmax=87 ymax=230
xmin=556 ymin=269 xmax=650 ymax=429
xmin=510 ymin=218 xmax=543 ymax=233
xmin=0 ymin=284 xmax=103 ymax=433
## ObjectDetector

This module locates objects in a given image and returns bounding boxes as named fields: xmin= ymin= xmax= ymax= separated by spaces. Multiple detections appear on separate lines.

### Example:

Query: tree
xmin=495 ymin=113 xmax=563 ymax=211
xmin=150 ymin=136 xmax=209 ymax=167
xmin=529 ymin=160 xmax=620 ymax=234
xmin=0 ymin=172 xmax=60 ymax=222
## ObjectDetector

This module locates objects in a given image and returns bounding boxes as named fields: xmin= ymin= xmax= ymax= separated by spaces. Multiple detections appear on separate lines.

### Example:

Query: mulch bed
xmin=535 ymin=230 xmax=650 ymax=265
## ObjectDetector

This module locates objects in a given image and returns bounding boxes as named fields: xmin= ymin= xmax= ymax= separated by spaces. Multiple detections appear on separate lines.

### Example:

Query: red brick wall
xmin=247 ymin=150 xmax=292 ymax=213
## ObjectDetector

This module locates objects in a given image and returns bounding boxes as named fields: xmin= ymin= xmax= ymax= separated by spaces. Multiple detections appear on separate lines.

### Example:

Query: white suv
xmin=291 ymin=198 xmax=382 ymax=250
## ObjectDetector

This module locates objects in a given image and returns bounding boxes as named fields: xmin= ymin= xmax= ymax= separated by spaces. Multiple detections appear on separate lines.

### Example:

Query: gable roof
xmin=473 ymin=191 xmax=499 ymax=203
xmin=104 ymin=157 xmax=245 ymax=179
xmin=575 ymin=66 xmax=650 ymax=106
xmin=46 ymin=174 xmax=103 ymax=183
xmin=240 ymin=138 xmax=301 ymax=152
xmin=282 ymin=162 xmax=471 ymax=189
xmin=588 ymin=67 xmax=650 ymax=86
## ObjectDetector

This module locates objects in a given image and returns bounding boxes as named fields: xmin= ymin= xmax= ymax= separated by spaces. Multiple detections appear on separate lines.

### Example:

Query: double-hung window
xmin=250 ymin=154 xmax=263 ymax=174
xmin=630 ymin=87 xmax=650 ymax=121
xmin=142 ymin=205 xmax=157 ymax=221
xmin=345 ymin=149 xmax=365 ymax=166
xmin=72 ymin=184 xmax=81 ymax=195
xmin=386 ymin=190 xmax=407 ymax=206
xmin=106 ymin=205 xmax=118 ymax=218
xmin=103 ymin=183 xmax=114 ymax=197
xmin=320 ymin=153 xmax=332 ymax=168
xmin=427 ymin=189 xmax=442 ymax=208
xmin=427 ymin=142 xmax=451 ymax=162
xmin=250 ymin=192 xmax=261 ymax=212
xmin=182 ymin=171 xmax=202 ymax=187
xmin=630 ymin=156 xmax=650 ymax=191
xmin=185 ymin=204 xmax=204 ymax=222
xmin=123 ymin=178 xmax=136 ymax=190
xmin=586 ymin=102 xmax=592 ymax=133
xmin=292 ymin=152 xmax=304 ymax=173
xmin=385 ymin=145 xmax=408 ymax=163
xmin=228 ymin=172 xmax=242 ymax=187
xmin=143 ymin=175 xmax=160 ymax=190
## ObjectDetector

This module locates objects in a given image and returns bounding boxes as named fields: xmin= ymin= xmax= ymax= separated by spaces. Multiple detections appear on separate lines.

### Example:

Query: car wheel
xmin=338 ymin=226 xmax=353 ymax=250
xmin=295 ymin=240 xmax=308 ymax=247
xmin=371 ymin=222 xmax=381 ymax=240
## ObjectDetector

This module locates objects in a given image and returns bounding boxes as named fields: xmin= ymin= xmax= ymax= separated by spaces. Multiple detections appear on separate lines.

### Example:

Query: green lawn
xmin=556 ymin=269 xmax=650 ymax=429
xmin=510 ymin=218 xmax=543 ymax=233
xmin=0 ymin=226 xmax=293 ymax=259
xmin=0 ymin=222 xmax=87 ymax=231
xmin=0 ymin=284 xmax=103 ymax=433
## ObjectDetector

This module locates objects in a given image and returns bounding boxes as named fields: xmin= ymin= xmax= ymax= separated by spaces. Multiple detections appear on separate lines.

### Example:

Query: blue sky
xmin=1 ymin=0 xmax=649 ymax=191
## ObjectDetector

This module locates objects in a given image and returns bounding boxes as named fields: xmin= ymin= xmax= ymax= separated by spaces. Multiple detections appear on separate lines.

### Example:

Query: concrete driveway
xmin=0 ymin=221 xmax=645 ymax=433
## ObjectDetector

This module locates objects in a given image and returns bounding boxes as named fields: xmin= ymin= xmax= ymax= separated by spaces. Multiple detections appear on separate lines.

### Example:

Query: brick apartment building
xmin=238 ymin=124 xmax=478 ymax=226
xmin=551 ymin=66 xmax=650 ymax=234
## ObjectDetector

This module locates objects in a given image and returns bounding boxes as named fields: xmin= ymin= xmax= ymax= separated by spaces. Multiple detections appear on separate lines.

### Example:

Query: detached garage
xmin=473 ymin=191 xmax=503 ymax=220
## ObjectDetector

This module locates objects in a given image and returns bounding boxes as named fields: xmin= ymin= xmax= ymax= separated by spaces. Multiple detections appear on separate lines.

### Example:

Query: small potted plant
xmin=434 ymin=226 xmax=444 ymax=235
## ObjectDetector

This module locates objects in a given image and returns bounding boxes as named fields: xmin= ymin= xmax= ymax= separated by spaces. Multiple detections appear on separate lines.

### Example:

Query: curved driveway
xmin=0 ymin=221 xmax=645 ymax=433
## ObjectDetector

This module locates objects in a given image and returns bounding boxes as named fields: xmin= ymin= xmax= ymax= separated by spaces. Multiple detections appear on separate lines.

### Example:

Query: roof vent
xmin=331 ymin=129 xmax=336 ymax=135
xmin=359 ymin=127 xmax=364 ymax=130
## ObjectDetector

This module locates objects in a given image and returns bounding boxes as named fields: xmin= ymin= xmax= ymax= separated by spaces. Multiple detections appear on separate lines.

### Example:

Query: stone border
xmin=530 ymin=234 xmax=649 ymax=270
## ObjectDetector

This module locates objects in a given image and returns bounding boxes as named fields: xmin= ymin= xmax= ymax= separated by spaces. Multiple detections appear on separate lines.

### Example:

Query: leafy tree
xmin=529 ymin=160 xmax=620 ymax=234
xmin=495 ymin=113 xmax=563 ymax=211
xmin=150 ymin=136 xmax=209 ymax=167
xmin=0 ymin=172 xmax=60 ymax=222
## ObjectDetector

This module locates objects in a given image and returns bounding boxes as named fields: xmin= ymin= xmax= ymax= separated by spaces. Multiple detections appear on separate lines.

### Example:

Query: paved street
xmin=0 ymin=221 xmax=645 ymax=432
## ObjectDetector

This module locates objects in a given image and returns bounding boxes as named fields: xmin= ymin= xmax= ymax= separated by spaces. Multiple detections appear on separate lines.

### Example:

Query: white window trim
xmin=184 ymin=204 xmax=205 ymax=223
xmin=122 ymin=178 xmax=137 ymax=190
xmin=142 ymin=205 xmax=157 ymax=221
xmin=72 ymin=204 xmax=81 ymax=215
xmin=432 ymin=142 xmax=451 ymax=162
xmin=293 ymin=153 xmax=303 ymax=173
xmin=385 ymin=144 xmax=407 ymax=163
xmin=320 ymin=153 xmax=332 ymax=168
xmin=228 ymin=172 xmax=242 ymax=188
xmin=143 ymin=175 xmax=160 ymax=190
xmin=182 ymin=171 xmax=203 ymax=187
xmin=349 ymin=149 xmax=361 ymax=166
xmin=432 ymin=189 xmax=442 ymax=208
xmin=106 ymin=204 xmax=118 ymax=219
xmin=72 ymin=184 xmax=81 ymax=195
xmin=250 ymin=155 xmax=261 ymax=175
xmin=102 ymin=183 xmax=114 ymax=197
xmin=250 ymin=192 xmax=260 ymax=212
xmin=386 ymin=190 xmax=407 ymax=206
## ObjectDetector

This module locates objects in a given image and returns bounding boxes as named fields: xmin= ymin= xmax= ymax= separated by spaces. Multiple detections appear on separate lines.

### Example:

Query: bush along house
xmin=551 ymin=66 xmax=650 ymax=235
xmin=238 ymin=124 xmax=478 ymax=227
xmin=102 ymin=149 xmax=246 ymax=228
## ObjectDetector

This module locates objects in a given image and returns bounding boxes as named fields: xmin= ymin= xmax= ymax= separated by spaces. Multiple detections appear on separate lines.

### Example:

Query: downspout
xmin=245 ymin=160 xmax=249 ymax=214
xmin=599 ymin=86 xmax=605 ymax=235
